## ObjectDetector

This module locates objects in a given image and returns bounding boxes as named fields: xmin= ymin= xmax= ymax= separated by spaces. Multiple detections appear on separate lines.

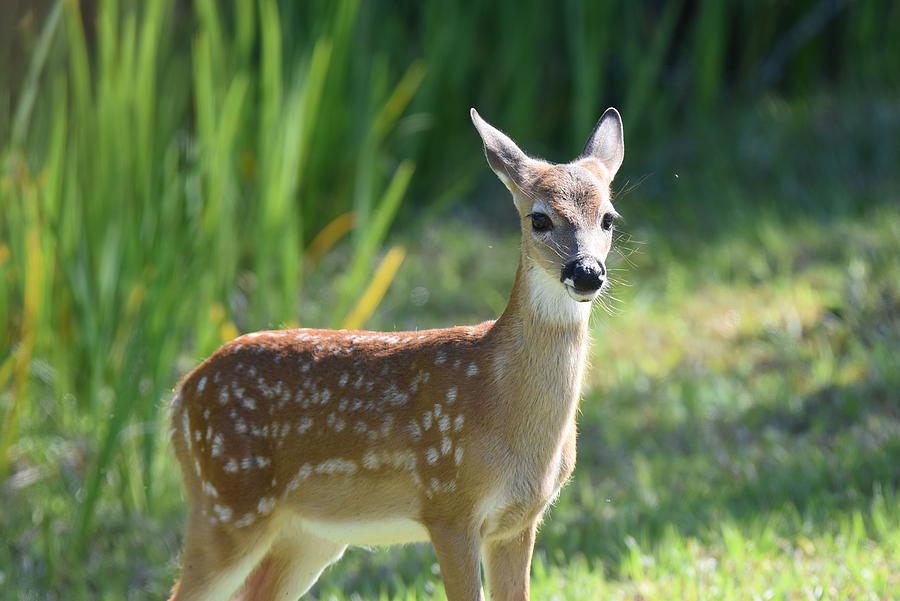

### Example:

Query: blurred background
xmin=1 ymin=1 xmax=898 ymax=599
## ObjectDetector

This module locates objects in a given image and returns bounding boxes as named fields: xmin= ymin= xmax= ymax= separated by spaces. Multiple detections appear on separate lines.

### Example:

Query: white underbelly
xmin=298 ymin=517 xmax=430 ymax=546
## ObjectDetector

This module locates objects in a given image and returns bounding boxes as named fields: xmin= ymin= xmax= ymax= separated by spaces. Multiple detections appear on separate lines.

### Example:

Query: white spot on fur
xmin=202 ymin=481 xmax=219 ymax=498
xmin=362 ymin=451 xmax=380 ymax=470
xmin=197 ymin=376 xmax=207 ymax=393
xmin=315 ymin=459 xmax=358 ymax=475
xmin=212 ymin=504 xmax=232 ymax=522
xmin=441 ymin=436 xmax=452 ymax=455
xmin=235 ymin=418 xmax=247 ymax=434
xmin=211 ymin=433 xmax=224 ymax=457
xmin=446 ymin=387 xmax=457 ymax=403
xmin=439 ymin=415 xmax=450 ymax=433
xmin=466 ymin=363 xmax=479 ymax=377
xmin=425 ymin=448 xmax=438 ymax=464
xmin=338 ymin=373 xmax=349 ymax=387
xmin=297 ymin=417 xmax=313 ymax=434
xmin=235 ymin=513 xmax=256 ymax=528
xmin=242 ymin=397 xmax=256 ymax=410
xmin=422 ymin=412 xmax=433 ymax=431
xmin=454 ymin=446 xmax=464 ymax=465
xmin=257 ymin=497 xmax=275 ymax=515
xmin=285 ymin=464 xmax=312 ymax=493
xmin=435 ymin=350 xmax=447 ymax=365
xmin=385 ymin=382 xmax=410 ymax=406
xmin=224 ymin=458 xmax=238 ymax=473
xmin=454 ymin=415 xmax=464 ymax=432
xmin=181 ymin=412 xmax=192 ymax=450
xmin=408 ymin=421 xmax=422 ymax=440
xmin=380 ymin=414 xmax=394 ymax=437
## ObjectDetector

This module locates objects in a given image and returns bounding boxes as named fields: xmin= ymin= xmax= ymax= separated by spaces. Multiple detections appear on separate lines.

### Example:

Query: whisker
xmin=613 ymin=173 xmax=650 ymax=201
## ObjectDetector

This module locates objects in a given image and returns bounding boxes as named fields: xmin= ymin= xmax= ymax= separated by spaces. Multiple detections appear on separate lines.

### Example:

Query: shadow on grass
xmin=617 ymin=95 xmax=900 ymax=258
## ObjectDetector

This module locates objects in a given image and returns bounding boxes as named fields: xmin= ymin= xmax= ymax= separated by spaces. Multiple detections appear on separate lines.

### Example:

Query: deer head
xmin=470 ymin=108 xmax=624 ymax=306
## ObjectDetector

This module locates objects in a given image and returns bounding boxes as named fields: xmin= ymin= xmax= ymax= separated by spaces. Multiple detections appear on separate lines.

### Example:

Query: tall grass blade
xmin=9 ymin=0 xmax=62 ymax=149
xmin=342 ymin=245 xmax=407 ymax=330
xmin=331 ymin=160 xmax=415 ymax=327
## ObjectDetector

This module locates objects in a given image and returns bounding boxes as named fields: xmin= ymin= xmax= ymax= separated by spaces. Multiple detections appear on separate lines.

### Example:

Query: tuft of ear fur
xmin=581 ymin=108 xmax=624 ymax=177
xmin=470 ymin=108 xmax=530 ymax=191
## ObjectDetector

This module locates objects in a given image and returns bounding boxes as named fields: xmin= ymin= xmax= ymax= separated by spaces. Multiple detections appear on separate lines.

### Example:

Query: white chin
xmin=565 ymin=285 xmax=598 ymax=302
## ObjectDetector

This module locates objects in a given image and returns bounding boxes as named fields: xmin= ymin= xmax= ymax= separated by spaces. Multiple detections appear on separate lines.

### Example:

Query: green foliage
xmin=0 ymin=0 xmax=420 ymax=572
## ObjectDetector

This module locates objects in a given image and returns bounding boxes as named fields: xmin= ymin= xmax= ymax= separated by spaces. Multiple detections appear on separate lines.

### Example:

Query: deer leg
xmin=429 ymin=523 xmax=485 ymax=601
xmin=168 ymin=511 xmax=276 ymax=601
xmin=483 ymin=523 xmax=537 ymax=601
xmin=232 ymin=531 xmax=346 ymax=601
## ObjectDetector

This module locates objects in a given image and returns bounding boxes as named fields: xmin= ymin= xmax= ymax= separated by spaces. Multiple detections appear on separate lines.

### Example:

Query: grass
xmin=1 ymin=1 xmax=899 ymax=599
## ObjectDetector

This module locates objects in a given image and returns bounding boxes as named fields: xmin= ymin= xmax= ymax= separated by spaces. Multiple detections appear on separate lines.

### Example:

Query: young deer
xmin=169 ymin=107 xmax=625 ymax=601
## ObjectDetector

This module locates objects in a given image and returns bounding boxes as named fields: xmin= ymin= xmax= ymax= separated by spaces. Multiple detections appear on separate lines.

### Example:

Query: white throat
xmin=524 ymin=265 xmax=593 ymax=324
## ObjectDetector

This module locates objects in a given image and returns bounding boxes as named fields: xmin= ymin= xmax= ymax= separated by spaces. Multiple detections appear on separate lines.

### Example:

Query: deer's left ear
xmin=581 ymin=108 xmax=624 ymax=178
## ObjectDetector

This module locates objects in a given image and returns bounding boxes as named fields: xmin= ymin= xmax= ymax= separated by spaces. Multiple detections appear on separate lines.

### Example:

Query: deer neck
xmin=486 ymin=255 xmax=592 ymax=456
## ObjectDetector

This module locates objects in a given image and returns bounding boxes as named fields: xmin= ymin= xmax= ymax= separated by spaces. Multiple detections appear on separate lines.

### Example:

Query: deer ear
xmin=470 ymin=108 xmax=530 ymax=191
xmin=581 ymin=107 xmax=624 ymax=177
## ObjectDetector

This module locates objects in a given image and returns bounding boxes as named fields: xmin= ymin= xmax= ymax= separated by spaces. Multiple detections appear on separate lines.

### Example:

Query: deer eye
xmin=530 ymin=213 xmax=552 ymax=232
xmin=601 ymin=212 xmax=615 ymax=231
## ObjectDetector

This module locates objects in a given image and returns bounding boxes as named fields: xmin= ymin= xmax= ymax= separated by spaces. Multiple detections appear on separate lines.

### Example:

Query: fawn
xmin=169 ymin=107 xmax=625 ymax=601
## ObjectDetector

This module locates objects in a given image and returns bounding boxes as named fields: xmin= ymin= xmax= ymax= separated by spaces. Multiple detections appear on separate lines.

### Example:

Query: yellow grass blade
xmin=341 ymin=245 xmax=406 ymax=330
xmin=305 ymin=211 xmax=356 ymax=264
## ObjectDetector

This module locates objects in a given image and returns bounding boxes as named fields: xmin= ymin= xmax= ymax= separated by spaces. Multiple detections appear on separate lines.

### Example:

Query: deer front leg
xmin=428 ymin=523 xmax=485 ymax=601
xmin=483 ymin=522 xmax=537 ymax=601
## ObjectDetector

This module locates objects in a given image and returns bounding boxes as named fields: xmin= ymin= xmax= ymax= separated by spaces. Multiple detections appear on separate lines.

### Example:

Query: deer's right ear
xmin=470 ymin=108 xmax=530 ymax=192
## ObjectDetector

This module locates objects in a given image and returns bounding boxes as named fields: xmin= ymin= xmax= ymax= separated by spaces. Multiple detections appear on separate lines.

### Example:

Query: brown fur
xmin=168 ymin=108 xmax=624 ymax=601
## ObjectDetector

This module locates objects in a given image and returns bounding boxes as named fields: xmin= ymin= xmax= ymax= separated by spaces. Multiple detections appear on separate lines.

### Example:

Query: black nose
xmin=562 ymin=258 xmax=606 ymax=292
